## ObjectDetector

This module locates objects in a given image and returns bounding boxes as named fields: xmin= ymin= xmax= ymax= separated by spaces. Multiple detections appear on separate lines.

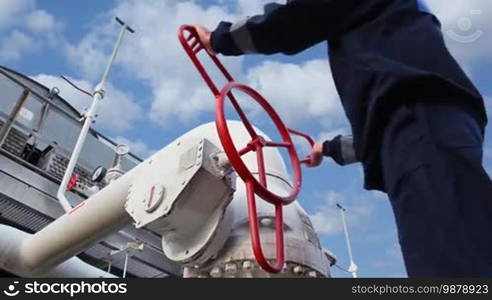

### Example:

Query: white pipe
xmin=23 ymin=170 xmax=135 ymax=273
xmin=57 ymin=22 xmax=131 ymax=212
xmin=0 ymin=225 xmax=115 ymax=278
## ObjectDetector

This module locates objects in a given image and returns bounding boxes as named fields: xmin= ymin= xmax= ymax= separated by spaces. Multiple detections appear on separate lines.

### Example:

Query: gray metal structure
xmin=0 ymin=65 xmax=182 ymax=278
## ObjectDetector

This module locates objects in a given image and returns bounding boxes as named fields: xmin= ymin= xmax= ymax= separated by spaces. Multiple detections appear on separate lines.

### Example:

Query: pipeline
xmin=0 ymin=225 xmax=115 ymax=278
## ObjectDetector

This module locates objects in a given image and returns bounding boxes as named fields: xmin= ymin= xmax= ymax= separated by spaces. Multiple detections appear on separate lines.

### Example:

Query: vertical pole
xmin=99 ymin=22 xmax=128 ymax=88
xmin=107 ymin=261 xmax=112 ymax=273
xmin=57 ymin=19 xmax=132 ymax=212
xmin=122 ymin=252 xmax=129 ymax=278
xmin=337 ymin=203 xmax=358 ymax=278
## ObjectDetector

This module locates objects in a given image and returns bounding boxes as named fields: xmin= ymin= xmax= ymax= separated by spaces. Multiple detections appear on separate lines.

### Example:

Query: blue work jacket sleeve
xmin=211 ymin=0 xmax=394 ymax=56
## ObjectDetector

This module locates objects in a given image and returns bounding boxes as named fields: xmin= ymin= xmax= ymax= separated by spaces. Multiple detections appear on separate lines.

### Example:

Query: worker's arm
xmin=309 ymin=135 xmax=358 ymax=167
xmin=209 ymin=0 xmax=394 ymax=56
xmin=322 ymin=135 xmax=358 ymax=166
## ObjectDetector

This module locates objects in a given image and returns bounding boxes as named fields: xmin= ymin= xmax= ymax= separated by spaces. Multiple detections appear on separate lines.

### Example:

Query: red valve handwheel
xmin=216 ymin=82 xmax=303 ymax=273
xmin=216 ymin=82 xmax=302 ymax=205
xmin=179 ymin=25 xmax=316 ymax=273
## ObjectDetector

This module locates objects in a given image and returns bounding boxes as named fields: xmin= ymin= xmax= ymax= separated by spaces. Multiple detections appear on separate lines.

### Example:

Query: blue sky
xmin=1 ymin=0 xmax=490 ymax=277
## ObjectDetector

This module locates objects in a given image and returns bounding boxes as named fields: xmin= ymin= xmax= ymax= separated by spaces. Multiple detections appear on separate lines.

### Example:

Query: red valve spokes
xmin=265 ymin=141 xmax=292 ymax=148
xmin=228 ymin=94 xmax=258 ymax=139
xmin=216 ymin=82 xmax=302 ymax=205
xmin=238 ymin=144 xmax=254 ymax=156
xmin=254 ymin=144 xmax=267 ymax=187
xmin=287 ymin=128 xmax=316 ymax=165
xmin=246 ymin=180 xmax=285 ymax=273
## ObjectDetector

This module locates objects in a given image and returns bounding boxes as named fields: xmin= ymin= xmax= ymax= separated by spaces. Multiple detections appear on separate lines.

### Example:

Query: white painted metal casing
xmin=125 ymin=137 xmax=236 ymax=265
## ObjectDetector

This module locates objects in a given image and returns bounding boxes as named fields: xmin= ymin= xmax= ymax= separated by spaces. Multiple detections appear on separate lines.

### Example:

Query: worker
xmin=192 ymin=0 xmax=492 ymax=277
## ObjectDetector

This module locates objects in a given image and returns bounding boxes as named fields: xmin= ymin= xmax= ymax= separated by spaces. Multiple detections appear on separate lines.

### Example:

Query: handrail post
xmin=0 ymin=89 xmax=30 ymax=147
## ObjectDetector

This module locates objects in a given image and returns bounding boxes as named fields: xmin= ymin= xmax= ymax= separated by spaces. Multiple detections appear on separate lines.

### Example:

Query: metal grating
xmin=0 ymin=194 xmax=53 ymax=232
xmin=0 ymin=120 xmax=97 ymax=194
xmin=0 ymin=121 xmax=30 ymax=157
xmin=40 ymin=151 xmax=95 ymax=191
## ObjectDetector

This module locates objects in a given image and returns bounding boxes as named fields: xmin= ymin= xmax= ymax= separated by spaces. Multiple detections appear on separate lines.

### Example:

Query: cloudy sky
xmin=1 ymin=0 xmax=490 ymax=277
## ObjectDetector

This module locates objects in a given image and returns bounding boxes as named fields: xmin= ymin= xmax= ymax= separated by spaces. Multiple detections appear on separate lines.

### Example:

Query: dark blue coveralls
xmin=210 ymin=0 xmax=491 ymax=277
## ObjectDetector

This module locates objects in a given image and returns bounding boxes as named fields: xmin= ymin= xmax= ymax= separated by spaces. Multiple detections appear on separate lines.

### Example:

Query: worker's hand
xmin=192 ymin=25 xmax=216 ymax=55
xmin=306 ymin=142 xmax=324 ymax=168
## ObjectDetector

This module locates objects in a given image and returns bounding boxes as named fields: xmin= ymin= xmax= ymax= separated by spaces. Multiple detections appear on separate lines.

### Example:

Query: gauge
xmin=91 ymin=166 xmax=107 ymax=182
xmin=116 ymin=144 xmax=130 ymax=156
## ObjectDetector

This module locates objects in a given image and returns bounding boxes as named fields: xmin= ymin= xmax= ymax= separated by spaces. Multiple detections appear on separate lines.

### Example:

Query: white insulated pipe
xmin=0 ymin=225 xmax=115 ymax=278
xmin=9 ymin=164 xmax=140 ymax=275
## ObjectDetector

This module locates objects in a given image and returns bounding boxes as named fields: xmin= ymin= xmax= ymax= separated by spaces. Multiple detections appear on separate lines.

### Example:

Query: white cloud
xmin=372 ymin=243 xmax=406 ymax=275
xmin=245 ymin=59 xmax=344 ymax=126
xmin=309 ymin=191 xmax=344 ymax=236
xmin=0 ymin=0 xmax=61 ymax=62
xmin=65 ymin=0 xmax=247 ymax=129
xmin=31 ymin=74 xmax=142 ymax=132
xmin=25 ymin=9 xmax=57 ymax=33
xmin=309 ymin=190 xmax=374 ymax=236
xmin=374 ymin=243 xmax=403 ymax=268
xmin=214 ymin=0 xmax=283 ymax=20
xmin=0 ymin=30 xmax=36 ymax=61
xmin=317 ymin=128 xmax=350 ymax=142
xmin=0 ymin=0 xmax=35 ymax=31
xmin=64 ymin=27 xmax=114 ymax=81
xmin=114 ymin=136 xmax=155 ymax=159
xmin=236 ymin=0 xmax=282 ymax=16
